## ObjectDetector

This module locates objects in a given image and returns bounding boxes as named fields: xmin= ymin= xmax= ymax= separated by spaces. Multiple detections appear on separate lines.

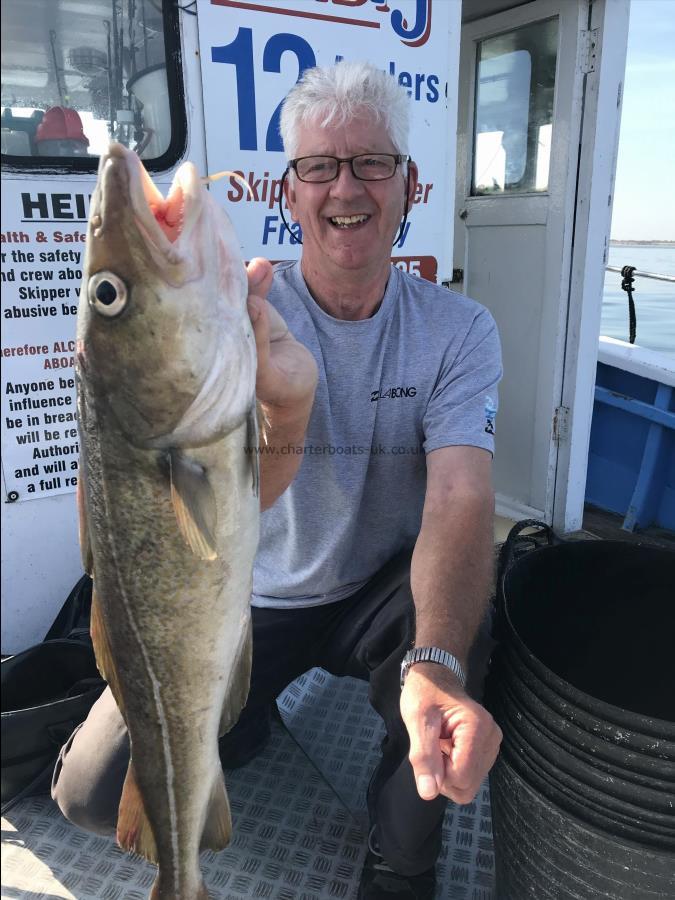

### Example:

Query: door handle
xmin=458 ymin=208 xmax=468 ymax=220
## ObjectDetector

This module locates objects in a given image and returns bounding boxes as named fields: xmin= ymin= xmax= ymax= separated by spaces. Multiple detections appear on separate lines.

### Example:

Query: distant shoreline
xmin=610 ymin=240 xmax=674 ymax=247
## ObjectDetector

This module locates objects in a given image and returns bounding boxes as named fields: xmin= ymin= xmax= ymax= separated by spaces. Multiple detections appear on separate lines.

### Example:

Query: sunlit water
xmin=601 ymin=245 xmax=675 ymax=358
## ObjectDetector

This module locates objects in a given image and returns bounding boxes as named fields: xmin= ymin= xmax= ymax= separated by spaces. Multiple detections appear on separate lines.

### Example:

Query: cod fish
xmin=76 ymin=142 xmax=259 ymax=899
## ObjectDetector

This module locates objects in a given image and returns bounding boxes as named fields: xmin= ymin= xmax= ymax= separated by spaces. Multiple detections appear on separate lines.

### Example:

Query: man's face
xmin=285 ymin=114 xmax=418 ymax=278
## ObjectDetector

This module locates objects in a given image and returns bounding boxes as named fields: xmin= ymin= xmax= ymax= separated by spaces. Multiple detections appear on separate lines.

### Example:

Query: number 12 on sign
xmin=212 ymin=28 xmax=316 ymax=152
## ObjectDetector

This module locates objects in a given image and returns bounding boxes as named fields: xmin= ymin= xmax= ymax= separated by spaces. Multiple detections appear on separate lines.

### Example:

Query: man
xmin=53 ymin=61 xmax=503 ymax=898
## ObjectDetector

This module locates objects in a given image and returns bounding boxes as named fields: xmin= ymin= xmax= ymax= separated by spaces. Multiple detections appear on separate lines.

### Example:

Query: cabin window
xmin=0 ymin=0 xmax=185 ymax=170
xmin=472 ymin=17 xmax=558 ymax=195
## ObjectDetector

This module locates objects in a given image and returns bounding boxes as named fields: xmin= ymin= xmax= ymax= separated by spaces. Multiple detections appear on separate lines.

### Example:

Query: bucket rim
xmin=497 ymin=542 xmax=675 ymax=735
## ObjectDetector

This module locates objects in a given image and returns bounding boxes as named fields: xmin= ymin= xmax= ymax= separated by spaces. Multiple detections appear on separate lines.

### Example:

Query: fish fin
xmin=257 ymin=399 xmax=270 ymax=446
xmin=90 ymin=587 xmax=126 ymax=717
xmin=246 ymin=403 xmax=260 ymax=498
xmin=77 ymin=478 xmax=94 ymax=576
xmin=117 ymin=760 xmax=159 ymax=862
xmin=168 ymin=449 xmax=218 ymax=561
xmin=150 ymin=878 xmax=209 ymax=900
xmin=200 ymin=770 xmax=232 ymax=851
xmin=219 ymin=618 xmax=252 ymax=737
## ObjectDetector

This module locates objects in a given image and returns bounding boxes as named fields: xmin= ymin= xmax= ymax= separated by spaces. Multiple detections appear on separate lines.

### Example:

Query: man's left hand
xmin=400 ymin=663 xmax=502 ymax=804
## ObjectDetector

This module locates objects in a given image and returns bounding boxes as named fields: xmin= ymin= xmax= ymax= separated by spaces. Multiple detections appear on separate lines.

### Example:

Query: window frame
xmin=1 ymin=0 xmax=187 ymax=174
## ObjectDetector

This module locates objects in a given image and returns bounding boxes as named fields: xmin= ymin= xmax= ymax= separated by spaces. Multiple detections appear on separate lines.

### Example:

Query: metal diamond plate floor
xmin=2 ymin=669 xmax=494 ymax=899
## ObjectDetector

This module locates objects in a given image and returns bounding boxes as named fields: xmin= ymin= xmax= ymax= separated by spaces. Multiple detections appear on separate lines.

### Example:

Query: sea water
xmin=601 ymin=245 xmax=675 ymax=358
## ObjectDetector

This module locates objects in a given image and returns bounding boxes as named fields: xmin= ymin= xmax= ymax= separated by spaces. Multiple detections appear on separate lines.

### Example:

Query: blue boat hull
xmin=586 ymin=360 xmax=675 ymax=532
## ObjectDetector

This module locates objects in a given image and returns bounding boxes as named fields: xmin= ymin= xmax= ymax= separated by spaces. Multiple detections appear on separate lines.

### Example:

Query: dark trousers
xmin=52 ymin=551 xmax=455 ymax=876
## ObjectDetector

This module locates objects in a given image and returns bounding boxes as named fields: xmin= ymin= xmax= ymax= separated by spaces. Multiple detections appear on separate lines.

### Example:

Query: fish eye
xmin=88 ymin=272 xmax=128 ymax=318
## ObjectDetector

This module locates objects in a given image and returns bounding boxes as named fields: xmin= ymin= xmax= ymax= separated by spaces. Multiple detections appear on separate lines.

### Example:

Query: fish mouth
xmin=96 ymin=143 xmax=203 ymax=256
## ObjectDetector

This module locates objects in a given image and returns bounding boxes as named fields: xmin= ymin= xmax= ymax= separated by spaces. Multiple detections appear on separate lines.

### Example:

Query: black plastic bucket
xmin=485 ymin=524 xmax=675 ymax=899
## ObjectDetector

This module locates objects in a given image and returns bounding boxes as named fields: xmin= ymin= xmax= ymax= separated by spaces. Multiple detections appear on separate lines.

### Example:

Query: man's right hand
xmin=246 ymin=258 xmax=318 ymax=411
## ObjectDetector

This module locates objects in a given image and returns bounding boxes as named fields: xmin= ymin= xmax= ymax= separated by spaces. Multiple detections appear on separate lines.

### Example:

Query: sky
xmin=610 ymin=0 xmax=675 ymax=240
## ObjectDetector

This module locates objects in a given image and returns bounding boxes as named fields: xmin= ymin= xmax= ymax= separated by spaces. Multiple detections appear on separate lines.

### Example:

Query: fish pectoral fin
xmin=90 ymin=587 xmax=127 ymax=718
xmin=257 ymin=399 xmax=270 ymax=446
xmin=200 ymin=770 xmax=232 ymax=851
xmin=117 ymin=760 xmax=159 ymax=862
xmin=247 ymin=403 xmax=260 ymax=498
xmin=219 ymin=618 xmax=252 ymax=737
xmin=168 ymin=449 xmax=218 ymax=561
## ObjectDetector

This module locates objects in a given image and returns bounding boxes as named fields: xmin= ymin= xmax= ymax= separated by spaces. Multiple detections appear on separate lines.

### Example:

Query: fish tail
xmin=116 ymin=760 xmax=158 ymax=862
xmin=149 ymin=876 xmax=209 ymax=899
xmin=200 ymin=768 xmax=232 ymax=851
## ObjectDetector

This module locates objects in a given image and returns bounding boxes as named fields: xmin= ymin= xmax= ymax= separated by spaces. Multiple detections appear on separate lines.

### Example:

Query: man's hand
xmin=400 ymin=663 xmax=502 ymax=804
xmin=246 ymin=258 xmax=318 ymax=509
xmin=247 ymin=258 xmax=318 ymax=409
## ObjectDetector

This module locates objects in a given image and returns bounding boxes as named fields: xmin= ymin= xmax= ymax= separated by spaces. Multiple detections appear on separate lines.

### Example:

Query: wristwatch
xmin=400 ymin=646 xmax=467 ymax=688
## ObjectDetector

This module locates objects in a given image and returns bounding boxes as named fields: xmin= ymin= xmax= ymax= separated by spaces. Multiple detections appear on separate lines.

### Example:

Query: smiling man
xmin=247 ymin=61 xmax=504 ymax=898
xmin=284 ymin=115 xmax=414 ymax=317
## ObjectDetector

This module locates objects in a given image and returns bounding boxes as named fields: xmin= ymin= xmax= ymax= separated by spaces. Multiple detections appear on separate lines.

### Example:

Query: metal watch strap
xmin=400 ymin=646 xmax=467 ymax=688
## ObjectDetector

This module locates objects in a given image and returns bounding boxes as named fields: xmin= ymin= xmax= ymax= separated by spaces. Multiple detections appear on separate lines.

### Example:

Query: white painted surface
xmin=0 ymin=493 xmax=80 ymax=652
xmin=553 ymin=0 xmax=631 ymax=532
xmin=457 ymin=0 xmax=587 ymax=524
xmin=598 ymin=336 xmax=675 ymax=388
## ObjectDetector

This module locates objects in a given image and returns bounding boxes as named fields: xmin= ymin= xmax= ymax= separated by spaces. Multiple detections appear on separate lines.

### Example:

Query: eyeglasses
xmin=289 ymin=153 xmax=409 ymax=183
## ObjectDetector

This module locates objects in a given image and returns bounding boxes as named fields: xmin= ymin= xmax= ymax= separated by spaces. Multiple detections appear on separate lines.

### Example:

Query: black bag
xmin=1 ymin=575 xmax=106 ymax=814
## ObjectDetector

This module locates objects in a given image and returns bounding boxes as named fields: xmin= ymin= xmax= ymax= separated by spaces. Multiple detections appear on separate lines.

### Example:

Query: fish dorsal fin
xmin=77 ymin=478 xmax=94 ymax=576
xmin=200 ymin=771 xmax=232 ymax=851
xmin=168 ymin=450 xmax=218 ymax=561
xmin=117 ymin=760 xmax=159 ymax=862
xmin=90 ymin=587 xmax=127 ymax=719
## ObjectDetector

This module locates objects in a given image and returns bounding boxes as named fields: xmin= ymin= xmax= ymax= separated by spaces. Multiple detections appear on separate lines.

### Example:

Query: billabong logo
xmin=371 ymin=386 xmax=417 ymax=401
xmin=484 ymin=396 xmax=497 ymax=435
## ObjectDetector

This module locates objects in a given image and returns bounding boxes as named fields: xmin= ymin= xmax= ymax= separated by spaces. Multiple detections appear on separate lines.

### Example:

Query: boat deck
xmin=4 ymin=512 xmax=672 ymax=899
xmin=2 ymin=668 xmax=495 ymax=900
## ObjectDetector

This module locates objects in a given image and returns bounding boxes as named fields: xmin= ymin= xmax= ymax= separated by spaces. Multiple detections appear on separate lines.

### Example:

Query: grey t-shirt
xmin=251 ymin=261 xmax=502 ymax=609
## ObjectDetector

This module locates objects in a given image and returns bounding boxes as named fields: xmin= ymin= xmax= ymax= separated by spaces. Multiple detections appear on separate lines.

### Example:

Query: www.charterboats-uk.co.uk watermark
xmin=245 ymin=443 xmax=425 ymax=457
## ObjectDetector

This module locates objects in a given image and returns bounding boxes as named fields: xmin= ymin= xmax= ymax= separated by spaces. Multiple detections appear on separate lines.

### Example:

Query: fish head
xmin=77 ymin=142 xmax=255 ymax=448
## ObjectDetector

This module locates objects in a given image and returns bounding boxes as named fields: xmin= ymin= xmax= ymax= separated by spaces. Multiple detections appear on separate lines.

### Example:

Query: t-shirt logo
xmin=484 ymin=396 xmax=497 ymax=435
xmin=371 ymin=386 xmax=417 ymax=401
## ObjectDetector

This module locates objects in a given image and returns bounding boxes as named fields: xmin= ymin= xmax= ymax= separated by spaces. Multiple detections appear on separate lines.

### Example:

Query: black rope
xmin=620 ymin=264 xmax=637 ymax=344
xmin=278 ymin=169 xmax=299 ymax=244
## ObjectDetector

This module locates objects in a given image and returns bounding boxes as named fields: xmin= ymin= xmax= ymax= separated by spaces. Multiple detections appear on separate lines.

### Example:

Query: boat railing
xmin=604 ymin=264 xmax=674 ymax=346
xmin=605 ymin=266 xmax=675 ymax=284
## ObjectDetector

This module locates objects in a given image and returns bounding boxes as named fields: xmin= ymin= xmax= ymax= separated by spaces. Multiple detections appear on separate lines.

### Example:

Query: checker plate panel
xmin=2 ymin=669 xmax=494 ymax=899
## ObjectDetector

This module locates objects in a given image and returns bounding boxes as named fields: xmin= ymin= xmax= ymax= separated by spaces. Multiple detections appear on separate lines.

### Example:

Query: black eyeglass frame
xmin=288 ymin=153 xmax=411 ymax=183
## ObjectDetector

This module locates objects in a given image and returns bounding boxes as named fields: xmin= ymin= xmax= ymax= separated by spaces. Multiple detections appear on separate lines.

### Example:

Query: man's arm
xmin=400 ymin=445 xmax=502 ymax=804
xmin=246 ymin=259 xmax=318 ymax=510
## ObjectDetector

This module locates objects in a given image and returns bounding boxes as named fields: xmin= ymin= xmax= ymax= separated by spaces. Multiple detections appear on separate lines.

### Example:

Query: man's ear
xmin=405 ymin=160 xmax=419 ymax=214
xmin=283 ymin=173 xmax=298 ymax=222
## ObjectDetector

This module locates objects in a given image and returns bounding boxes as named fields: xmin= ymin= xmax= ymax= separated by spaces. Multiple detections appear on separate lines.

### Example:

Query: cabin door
xmin=455 ymin=0 xmax=589 ymax=525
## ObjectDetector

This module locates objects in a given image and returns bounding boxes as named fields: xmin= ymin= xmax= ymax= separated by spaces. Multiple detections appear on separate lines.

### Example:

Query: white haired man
xmin=53 ymin=61 xmax=503 ymax=899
